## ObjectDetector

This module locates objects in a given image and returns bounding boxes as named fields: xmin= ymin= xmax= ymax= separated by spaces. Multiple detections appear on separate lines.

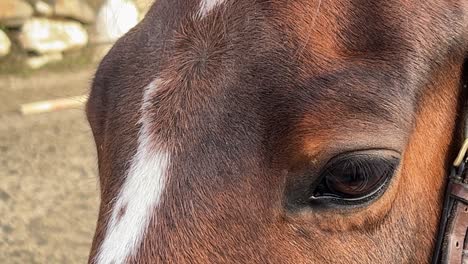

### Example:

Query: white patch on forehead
xmin=198 ymin=0 xmax=226 ymax=18
xmin=96 ymin=80 xmax=169 ymax=264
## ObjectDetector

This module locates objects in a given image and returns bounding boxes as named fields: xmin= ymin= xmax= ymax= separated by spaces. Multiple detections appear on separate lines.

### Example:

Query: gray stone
xmin=26 ymin=52 xmax=63 ymax=69
xmin=29 ymin=0 xmax=54 ymax=16
xmin=95 ymin=0 xmax=139 ymax=42
xmin=28 ymin=0 xmax=95 ymax=24
xmin=54 ymin=0 xmax=96 ymax=24
xmin=0 ymin=30 xmax=12 ymax=58
xmin=0 ymin=0 xmax=34 ymax=27
xmin=18 ymin=18 xmax=88 ymax=54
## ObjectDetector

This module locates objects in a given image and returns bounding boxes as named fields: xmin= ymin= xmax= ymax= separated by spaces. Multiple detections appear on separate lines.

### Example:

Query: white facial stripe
xmin=198 ymin=0 xmax=226 ymax=18
xmin=96 ymin=80 xmax=169 ymax=264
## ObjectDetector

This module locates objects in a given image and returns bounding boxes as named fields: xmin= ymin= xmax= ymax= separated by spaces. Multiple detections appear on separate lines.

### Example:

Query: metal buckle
xmin=453 ymin=139 xmax=468 ymax=168
xmin=450 ymin=139 xmax=468 ymax=187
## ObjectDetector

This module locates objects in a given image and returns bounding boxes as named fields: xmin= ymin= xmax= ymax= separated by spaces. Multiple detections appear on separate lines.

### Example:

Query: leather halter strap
xmin=432 ymin=83 xmax=468 ymax=264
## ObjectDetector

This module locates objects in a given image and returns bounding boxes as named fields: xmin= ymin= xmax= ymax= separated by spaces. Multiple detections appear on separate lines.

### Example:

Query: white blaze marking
xmin=198 ymin=0 xmax=226 ymax=18
xmin=96 ymin=80 xmax=169 ymax=264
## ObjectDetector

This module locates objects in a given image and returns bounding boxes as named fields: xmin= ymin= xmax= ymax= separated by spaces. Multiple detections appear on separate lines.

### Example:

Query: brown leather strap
xmin=442 ymin=202 xmax=468 ymax=263
xmin=431 ymin=63 xmax=468 ymax=264
xmin=441 ymin=181 xmax=468 ymax=264
xmin=451 ymin=182 xmax=468 ymax=203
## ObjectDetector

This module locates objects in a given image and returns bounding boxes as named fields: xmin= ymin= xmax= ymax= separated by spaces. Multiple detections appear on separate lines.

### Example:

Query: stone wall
xmin=0 ymin=0 xmax=153 ymax=69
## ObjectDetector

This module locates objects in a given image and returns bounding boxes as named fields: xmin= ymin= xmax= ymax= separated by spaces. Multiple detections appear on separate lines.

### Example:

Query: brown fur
xmin=86 ymin=0 xmax=468 ymax=263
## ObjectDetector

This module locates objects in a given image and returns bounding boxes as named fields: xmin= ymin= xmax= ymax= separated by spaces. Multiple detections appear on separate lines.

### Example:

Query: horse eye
xmin=310 ymin=151 xmax=400 ymax=205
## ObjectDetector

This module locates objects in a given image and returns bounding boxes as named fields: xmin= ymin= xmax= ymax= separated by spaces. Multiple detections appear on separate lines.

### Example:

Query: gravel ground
xmin=0 ymin=68 xmax=100 ymax=264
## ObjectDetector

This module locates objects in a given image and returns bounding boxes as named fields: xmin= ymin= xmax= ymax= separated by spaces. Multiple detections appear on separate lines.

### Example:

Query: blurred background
xmin=0 ymin=0 xmax=153 ymax=263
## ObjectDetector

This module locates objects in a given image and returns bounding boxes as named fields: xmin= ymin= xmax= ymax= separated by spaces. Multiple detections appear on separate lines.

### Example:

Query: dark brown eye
xmin=311 ymin=151 xmax=399 ymax=204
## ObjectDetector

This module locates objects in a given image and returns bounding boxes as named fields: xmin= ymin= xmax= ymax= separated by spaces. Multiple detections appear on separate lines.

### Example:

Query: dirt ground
xmin=0 ymin=68 xmax=100 ymax=263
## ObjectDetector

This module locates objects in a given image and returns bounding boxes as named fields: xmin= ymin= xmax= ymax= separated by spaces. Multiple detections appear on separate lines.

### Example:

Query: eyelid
xmin=323 ymin=149 xmax=401 ymax=166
